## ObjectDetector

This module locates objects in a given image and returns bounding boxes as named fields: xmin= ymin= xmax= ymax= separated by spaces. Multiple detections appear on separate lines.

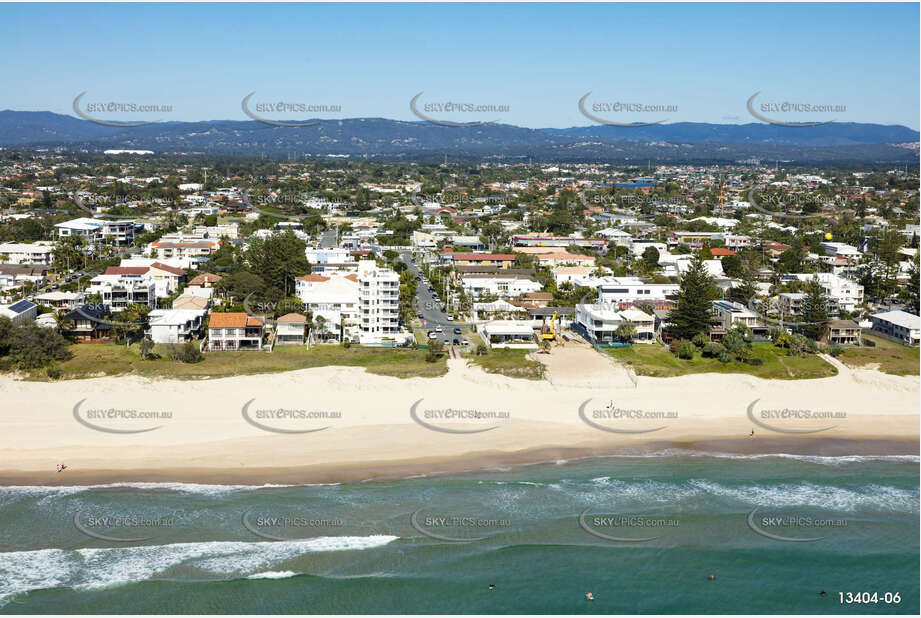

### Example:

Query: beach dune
xmin=0 ymin=351 xmax=917 ymax=485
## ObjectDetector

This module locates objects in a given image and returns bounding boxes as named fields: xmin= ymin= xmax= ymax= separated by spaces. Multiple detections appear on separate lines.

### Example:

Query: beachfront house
xmin=147 ymin=308 xmax=207 ymax=344
xmin=574 ymin=304 xmax=656 ymax=344
xmin=480 ymin=320 xmax=537 ymax=349
xmin=205 ymin=312 xmax=265 ymax=351
xmin=827 ymin=319 xmax=861 ymax=346
xmin=61 ymin=304 xmax=112 ymax=342
xmin=276 ymin=313 xmax=308 ymax=345
xmin=710 ymin=300 xmax=766 ymax=338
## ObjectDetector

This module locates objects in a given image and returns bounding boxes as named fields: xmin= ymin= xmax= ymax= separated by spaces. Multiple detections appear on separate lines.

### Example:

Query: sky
xmin=1 ymin=2 xmax=919 ymax=129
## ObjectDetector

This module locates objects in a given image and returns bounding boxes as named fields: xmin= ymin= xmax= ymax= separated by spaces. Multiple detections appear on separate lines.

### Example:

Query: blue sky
xmin=2 ymin=2 xmax=918 ymax=128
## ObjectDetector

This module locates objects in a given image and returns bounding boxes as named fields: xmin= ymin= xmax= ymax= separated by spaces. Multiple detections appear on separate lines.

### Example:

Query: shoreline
xmin=1 ymin=437 xmax=917 ymax=487
xmin=1 ymin=352 xmax=917 ymax=487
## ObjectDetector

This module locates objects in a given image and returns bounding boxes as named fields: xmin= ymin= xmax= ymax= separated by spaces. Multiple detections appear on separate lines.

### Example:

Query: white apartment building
xmin=820 ymin=242 xmax=862 ymax=260
xmin=193 ymin=223 xmax=239 ymax=240
xmin=147 ymin=308 xmax=207 ymax=343
xmin=574 ymin=304 xmax=656 ymax=344
xmin=785 ymin=273 xmax=865 ymax=312
xmin=54 ymin=218 xmax=138 ymax=245
xmin=0 ymin=242 xmax=55 ymax=265
xmin=147 ymin=233 xmax=221 ymax=262
xmin=870 ymin=310 xmax=920 ymax=346
xmin=597 ymin=277 xmax=680 ymax=304
xmin=460 ymin=274 xmax=543 ymax=299
xmin=305 ymin=247 xmax=354 ymax=265
xmin=358 ymin=260 xmax=402 ymax=344
xmin=87 ymin=276 xmax=156 ymax=312
xmin=296 ymin=272 xmax=360 ymax=342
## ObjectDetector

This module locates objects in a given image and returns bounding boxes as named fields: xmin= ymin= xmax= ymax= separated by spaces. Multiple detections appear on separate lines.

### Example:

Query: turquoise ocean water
xmin=0 ymin=452 xmax=918 ymax=614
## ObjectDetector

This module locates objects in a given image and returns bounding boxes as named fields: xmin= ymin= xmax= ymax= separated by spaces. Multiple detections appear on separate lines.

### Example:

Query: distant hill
xmin=0 ymin=110 xmax=917 ymax=163
xmin=544 ymin=122 xmax=920 ymax=147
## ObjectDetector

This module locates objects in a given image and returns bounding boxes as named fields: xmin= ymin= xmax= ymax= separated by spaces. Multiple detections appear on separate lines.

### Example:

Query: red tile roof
xmin=208 ymin=312 xmax=247 ymax=328
xmin=710 ymin=248 xmax=736 ymax=257
xmin=188 ymin=273 xmax=222 ymax=286
xmin=297 ymin=274 xmax=330 ymax=282
xmin=151 ymin=262 xmax=186 ymax=276
xmin=277 ymin=313 xmax=307 ymax=323
xmin=104 ymin=266 xmax=148 ymax=276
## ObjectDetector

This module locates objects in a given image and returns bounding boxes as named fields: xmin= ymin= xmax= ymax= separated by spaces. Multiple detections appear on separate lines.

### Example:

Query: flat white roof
xmin=481 ymin=320 xmax=533 ymax=335
xmin=871 ymin=310 xmax=921 ymax=330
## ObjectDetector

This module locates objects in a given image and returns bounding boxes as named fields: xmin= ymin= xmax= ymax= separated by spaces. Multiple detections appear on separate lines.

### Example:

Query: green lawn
xmin=465 ymin=339 xmax=544 ymax=380
xmin=838 ymin=334 xmax=919 ymax=376
xmin=29 ymin=342 xmax=448 ymax=381
xmin=607 ymin=342 xmax=837 ymax=380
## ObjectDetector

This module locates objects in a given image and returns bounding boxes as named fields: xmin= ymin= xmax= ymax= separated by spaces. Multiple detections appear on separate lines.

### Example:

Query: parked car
xmin=452 ymin=338 xmax=460 ymax=345
xmin=453 ymin=328 xmax=461 ymax=335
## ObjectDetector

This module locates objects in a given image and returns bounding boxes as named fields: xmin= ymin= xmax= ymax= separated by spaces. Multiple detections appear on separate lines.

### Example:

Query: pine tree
xmin=668 ymin=254 xmax=717 ymax=340
xmin=802 ymin=277 xmax=829 ymax=341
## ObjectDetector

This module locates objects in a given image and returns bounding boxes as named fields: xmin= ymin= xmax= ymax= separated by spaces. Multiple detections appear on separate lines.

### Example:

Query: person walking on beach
xmin=57 ymin=463 xmax=67 ymax=472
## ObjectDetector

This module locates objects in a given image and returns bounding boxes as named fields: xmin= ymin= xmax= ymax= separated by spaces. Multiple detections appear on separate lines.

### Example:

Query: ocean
xmin=1 ymin=452 xmax=918 ymax=614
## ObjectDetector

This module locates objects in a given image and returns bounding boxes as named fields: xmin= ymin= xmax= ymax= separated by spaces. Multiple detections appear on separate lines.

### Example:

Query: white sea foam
xmin=0 ymin=536 xmax=398 ymax=599
xmin=0 ymin=482 xmax=323 ymax=501
xmin=617 ymin=449 xmax=921 ymax=465
xmin=247 ymin=571 xmax=300 ymax=579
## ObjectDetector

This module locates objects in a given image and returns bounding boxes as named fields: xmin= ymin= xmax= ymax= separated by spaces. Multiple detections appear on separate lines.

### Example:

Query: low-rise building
xmin=33 ymin=291 xmax=83 ymax=311
xmin=147 ymin=308 xmax=207 ymax=344
xmin=296 ymin=272 xmax=360 ymax=343
xmin=0 ymin=299 xmax=38 ymax=325
xmin=206 ymin=312 xmax=265 ymax=351
xmin=827 ymin=319 xmax=861 ymax=346
xmin=276 ymin=313 xmax=308 ymax=345
xmin=870 ymin=310 xmax=920 ymax=346
xmin=574 ymin=304 xmax=655 ymax=344
xmin=88 ymin=276 xmax=156 ymax=311
xmin=444 ymin=253 xmax=517 ymax=269
xmin=61 ymin=304 xmax=112 ymax=342
xmin=480 ymin=320 xmax=537 ymax=349
xmin=460 ymin=273 xmax=543 ymax=299
xmin=0 ymin=242 xmax=54 ymax=266
xmin=597 ymin=277 xmax=679 ymax=304
xmin=785 ymin=273 xmax=864 ymax=312
xmin=710 ymin=300 xmax=765 ymax=335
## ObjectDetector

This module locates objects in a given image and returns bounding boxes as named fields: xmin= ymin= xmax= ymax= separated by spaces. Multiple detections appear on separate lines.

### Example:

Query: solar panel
xmin=8 ymin=299 xmax=36 ymax=313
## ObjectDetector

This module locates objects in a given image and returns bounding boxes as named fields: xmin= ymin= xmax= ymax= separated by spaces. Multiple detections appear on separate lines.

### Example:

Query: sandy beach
xmin=1 ymin=347 xmax=918 ymax=485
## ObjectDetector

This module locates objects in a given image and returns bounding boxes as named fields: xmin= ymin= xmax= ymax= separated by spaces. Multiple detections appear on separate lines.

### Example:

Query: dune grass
xmin=31 ymin=342 xmax=448 ymax=381
xmin=607 ymin=342 xmax=837 ymax=380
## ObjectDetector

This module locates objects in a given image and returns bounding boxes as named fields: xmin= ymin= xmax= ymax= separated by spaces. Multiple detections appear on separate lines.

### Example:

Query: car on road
xmin=434 ymin=326 xmax=443 ymax=332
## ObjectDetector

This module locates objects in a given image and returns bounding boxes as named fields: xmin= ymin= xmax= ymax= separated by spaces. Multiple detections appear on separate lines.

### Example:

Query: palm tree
xmin=615 ymin=321 xmax=637 ymax=344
